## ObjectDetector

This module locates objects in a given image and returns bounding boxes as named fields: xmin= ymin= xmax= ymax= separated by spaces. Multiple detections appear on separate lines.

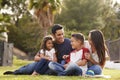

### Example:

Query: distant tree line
xmin=55 ymin=0 xmax=120 ymax=39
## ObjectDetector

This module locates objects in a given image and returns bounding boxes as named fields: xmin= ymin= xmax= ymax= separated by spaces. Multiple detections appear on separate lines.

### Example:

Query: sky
xmin=114 ymin=0 xmax=120 ymax=3
xmin=0 ymin=0 xmax=120 ymax=15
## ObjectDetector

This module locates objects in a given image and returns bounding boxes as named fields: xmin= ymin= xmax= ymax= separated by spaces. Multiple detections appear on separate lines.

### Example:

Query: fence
xmin=0 ymin=41 xmax=13 ymax=66
xmin=106 ymin=38 xmax=120 ymax=62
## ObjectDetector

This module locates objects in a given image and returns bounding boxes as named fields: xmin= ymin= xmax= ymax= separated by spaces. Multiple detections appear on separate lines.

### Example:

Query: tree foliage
xmin=55 ymin=0 xmax=120 ymax=40
xmin=0 ymin=0 xmax=43 ymax=54
xmin=0 ymin=0 xmax=120 ymax=54
xmin=8 ymin=15 xmax=43 ymax=54
xmin=28 ymin=0 xmax=63 ymax=36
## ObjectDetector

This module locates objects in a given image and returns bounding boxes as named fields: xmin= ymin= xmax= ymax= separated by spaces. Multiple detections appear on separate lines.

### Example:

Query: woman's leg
xmin=87 ymin=65 xmax=102 ymax=75
xmin=48 ymin=62 xmax=65 ymax=76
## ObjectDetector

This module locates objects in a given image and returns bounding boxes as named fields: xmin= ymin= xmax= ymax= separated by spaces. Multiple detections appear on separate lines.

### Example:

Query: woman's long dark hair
xmin=40 ymin=36 xmax=53 ymax=55
xmin=90 ymin=30 xmax=107 ymax=66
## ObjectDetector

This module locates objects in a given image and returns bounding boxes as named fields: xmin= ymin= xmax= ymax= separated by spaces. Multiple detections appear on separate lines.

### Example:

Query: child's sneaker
xmin=86 ymin=70 xmax=95 ymax=76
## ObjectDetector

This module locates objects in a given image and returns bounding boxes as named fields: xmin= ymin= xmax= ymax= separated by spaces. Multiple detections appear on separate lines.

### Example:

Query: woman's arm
xmin=105 ymin=51 xmax=110 ymax=61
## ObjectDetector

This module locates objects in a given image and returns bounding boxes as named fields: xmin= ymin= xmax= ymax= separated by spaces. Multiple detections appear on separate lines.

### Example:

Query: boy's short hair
xmin=72 ymin=33 xmax=85 ymax=44
xmin=51 ymin=24 xmax=63 ymax=34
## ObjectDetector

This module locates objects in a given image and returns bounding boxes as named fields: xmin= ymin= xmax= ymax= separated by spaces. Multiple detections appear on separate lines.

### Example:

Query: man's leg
xmin=48 ymin=62 xmax=65 ymax=76
xmin=34 ymin=58 xmax=50 ymax=74
xmin=45 ymin=69 xmax=57 ymax=75
xmin=14 ymin=62 xmax=38 ymax=75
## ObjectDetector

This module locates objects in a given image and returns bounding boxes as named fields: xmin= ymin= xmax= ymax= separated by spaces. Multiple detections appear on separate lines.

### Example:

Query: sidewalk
xmin=105 ymin=61 xmax=120 ymax=70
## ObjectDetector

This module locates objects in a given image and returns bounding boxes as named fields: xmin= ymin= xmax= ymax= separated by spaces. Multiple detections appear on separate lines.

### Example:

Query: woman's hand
xmin=85 ymin=53 xmax=99 ymax=65
xmin=85 ymin=53 xmax=91 ymax=60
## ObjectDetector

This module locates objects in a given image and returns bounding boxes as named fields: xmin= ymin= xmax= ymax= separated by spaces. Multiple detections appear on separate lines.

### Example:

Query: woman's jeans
xmin=86 ymin=65 xmax=102 ymax=75
xmin=49 ymin=62 xmax=82 ymax=76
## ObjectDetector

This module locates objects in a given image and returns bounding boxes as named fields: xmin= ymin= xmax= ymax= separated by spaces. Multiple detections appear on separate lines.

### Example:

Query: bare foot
xmin=31 ymin=71 xmax=39 ymax=76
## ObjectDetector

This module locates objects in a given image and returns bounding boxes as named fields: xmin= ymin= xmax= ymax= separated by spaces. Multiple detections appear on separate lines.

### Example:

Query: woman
xmin=85 ymin=30 xmax=109 ymax=75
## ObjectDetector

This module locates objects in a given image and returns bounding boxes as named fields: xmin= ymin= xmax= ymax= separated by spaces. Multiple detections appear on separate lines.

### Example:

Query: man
xmin=4 ymin=24 xmax=72 ymax=75
xmin=51 ymin=24 xmax=73 ymax=64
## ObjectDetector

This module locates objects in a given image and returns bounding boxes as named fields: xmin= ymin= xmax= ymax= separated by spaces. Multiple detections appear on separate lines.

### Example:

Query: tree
xmin=0 ymin=0 xmax=43 ymax=54
xmin=55 ymin=0 xmax=119 ymax=40
xmin=101 ymin=0 xmax=119 ymax=40
xmin=0 ymin=0 xmax=29 ymax=27
xmin=28 ymin=0 xmax=63 ymax=36
xmin=8 ymin=14 xmax=43 ymax=54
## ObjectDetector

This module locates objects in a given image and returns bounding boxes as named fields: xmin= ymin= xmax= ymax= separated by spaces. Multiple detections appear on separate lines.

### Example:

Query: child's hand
xmin=48 ymin=58 xmax=52 ymax=61
xmin=46 ymin=56 xmax=52 ymax=61
xmin=63 ymin=64 xmax=68 ymax=69
xmin=63 ymin=55 xmax=69 ymax=59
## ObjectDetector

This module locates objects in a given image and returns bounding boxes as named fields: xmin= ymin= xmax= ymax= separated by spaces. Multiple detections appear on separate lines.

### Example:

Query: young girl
xmin=48 ymin=33 xmax=90 ymax=76
xmin=85 ymin=30 xmax=109 ymax=75
xmin=3 ymin=36 xmax=56 ymax=75
xmin=32 ymin=36 xmax=57 ymax=75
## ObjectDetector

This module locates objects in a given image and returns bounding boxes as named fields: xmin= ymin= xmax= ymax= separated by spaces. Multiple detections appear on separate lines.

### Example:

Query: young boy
xmin=48 ymin=33 xmax=90 ymax=76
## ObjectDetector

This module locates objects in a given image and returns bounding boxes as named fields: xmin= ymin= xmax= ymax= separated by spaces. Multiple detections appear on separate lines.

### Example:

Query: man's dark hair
xmin=51 ymin=24 xmax=63 ymax=34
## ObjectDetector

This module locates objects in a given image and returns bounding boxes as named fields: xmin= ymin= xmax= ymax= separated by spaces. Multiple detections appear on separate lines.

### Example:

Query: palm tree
xmin=28 ymin=0 xmax=63 ymax=36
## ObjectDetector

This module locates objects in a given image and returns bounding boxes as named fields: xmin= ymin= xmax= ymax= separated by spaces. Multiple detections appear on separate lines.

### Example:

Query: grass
xmin=0 ymin=57 xmax=120 ymax=80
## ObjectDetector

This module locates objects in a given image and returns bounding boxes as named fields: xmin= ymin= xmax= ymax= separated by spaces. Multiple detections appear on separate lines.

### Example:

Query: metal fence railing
xmin=106 ymin=38 xmax=120 ymax=62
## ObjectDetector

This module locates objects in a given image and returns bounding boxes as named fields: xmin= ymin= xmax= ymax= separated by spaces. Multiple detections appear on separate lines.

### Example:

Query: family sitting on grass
xmin=4 ymin=24 xmax=109 ymax=77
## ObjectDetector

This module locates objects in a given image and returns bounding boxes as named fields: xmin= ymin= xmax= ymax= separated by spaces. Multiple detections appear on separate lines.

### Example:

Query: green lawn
xmin=0 ymin=57 xmax=120 ymax=80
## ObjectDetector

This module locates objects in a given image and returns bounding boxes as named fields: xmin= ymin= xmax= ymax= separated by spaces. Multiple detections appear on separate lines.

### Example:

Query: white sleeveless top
xmin=40 ymin=48 xmax=55 ymax=60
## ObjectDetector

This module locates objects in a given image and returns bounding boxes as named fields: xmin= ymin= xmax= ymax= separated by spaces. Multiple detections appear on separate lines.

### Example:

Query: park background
xmin=0 ymin=0 xmax=120 ymax=80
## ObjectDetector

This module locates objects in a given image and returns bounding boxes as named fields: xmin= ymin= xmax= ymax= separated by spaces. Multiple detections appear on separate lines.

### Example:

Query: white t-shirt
xmin=70 ymin=48 xmax=89 ymax=75
xmin=88 ymin=52 xmax=109 ymax=68
xmin=40 ymin=48 xmax=55 ymax=60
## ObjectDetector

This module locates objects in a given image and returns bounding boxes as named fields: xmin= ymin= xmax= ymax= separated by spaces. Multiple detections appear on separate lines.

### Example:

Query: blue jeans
xmin=86 ymin=65 xmax=102 ymax=75
xmin=34 ymin=58 xmax=50 ymax=74
xmin=49 ymin=62 xmax=82 ymax=76
xmin=14 ymin=62 xmax=37 ymax=75
xmin=61 ymin=60 xmax=66 ymax=65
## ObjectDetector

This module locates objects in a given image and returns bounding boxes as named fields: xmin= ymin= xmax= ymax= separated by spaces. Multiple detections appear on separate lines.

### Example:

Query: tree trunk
xmin=43 ymin=27 xmax=48 ymax=37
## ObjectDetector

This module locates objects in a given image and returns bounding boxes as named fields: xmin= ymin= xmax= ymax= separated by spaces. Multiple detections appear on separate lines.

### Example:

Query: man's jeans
xmin=34 ymin=58 xmax=50 ymax=74
xmin=49 ymin=62 xmax=82 ymax=76
xmin=14 ymin=62 xmax=37 ymax=75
